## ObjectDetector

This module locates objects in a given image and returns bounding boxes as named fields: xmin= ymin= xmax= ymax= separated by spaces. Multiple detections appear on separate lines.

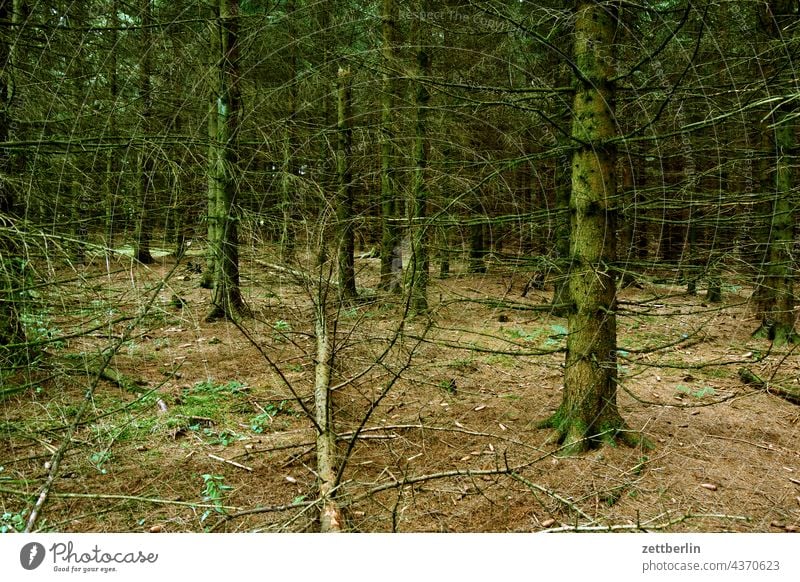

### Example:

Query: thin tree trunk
xmin=0 ymin=0 xmax=24 ymax=351
xmin=133 ymin=0 xmax=155 ymax=265
xmin=379 ymin=0 xmax=401 ymax=292
xmin=336 ymin=67 xmax=357 ymax=301
xmin=104 ymin=0 xmax=119 ymax=250
xmin=468 ymin=223 xmax=487 ymax=273
xmin=551 ymin=148 xmax=571 ymax=315
xmin=279 ymin=0 xmax=299 ymax=262
xmin=313 ymin=302 xmax=344 ymax=532
xmin=207 ymin=0 xmax=244 ymax=320
xmin=407 ymin=1 xmax=430 ymax=314
xmin=201 ymin=85 xmax=219 ymax=289
xmin=316 ymin=0 xmax=334 ymax=268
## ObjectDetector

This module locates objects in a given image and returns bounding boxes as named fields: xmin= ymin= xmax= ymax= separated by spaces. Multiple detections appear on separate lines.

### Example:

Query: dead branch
xmin=510 ymin=472 xmax=594 ymax=523
xmin=22 ymin=260 xmax=183 ymax=533
xmin=208 ymin=453 xmax=253 ymax=472
xmin=544 ymin=512 xmax=749 ymax=533
xmin=738 ymin=367 xmax=800 ymax=405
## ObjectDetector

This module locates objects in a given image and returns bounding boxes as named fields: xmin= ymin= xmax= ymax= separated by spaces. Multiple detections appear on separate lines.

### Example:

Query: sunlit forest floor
xmin=2 ymin=246 xmax=800 ymax=532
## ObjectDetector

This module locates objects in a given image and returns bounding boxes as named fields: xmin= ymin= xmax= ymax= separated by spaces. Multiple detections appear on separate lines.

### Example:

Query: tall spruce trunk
xmin=379 ymin=0 xmax=401 ymax=292
xmin=104 ymin=0 xmax=120 ymax=249
xmin=752 ymin=0 xmax=798 ymax=344
xmin=206 ymin=0 xmax=244 ymax=320
xmin=407 ymin=2 xmax=430 ymax=314
xmin=336 ymin=67 xmax=357 ymax=301
xmin=201 ymin=85 xmax=219 ymax=289
xmin=551 ymin=148 xmax=571 ymax=314
xmin=539 ymin=1 xmax=638 ymax=453
xmin=0 ymin=0 xmax=24 ymax=351
xmin=279 ymin=0 xmax=299 ymax=262
xmin=133 ymin=0 xmax=155 ymax=265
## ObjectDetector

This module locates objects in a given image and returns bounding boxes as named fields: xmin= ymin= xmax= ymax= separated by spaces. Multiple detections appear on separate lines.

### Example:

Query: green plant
xmin=162 ymin=379 xmax=249 ymax=435
xmin=675 ymin=385 xmax=716 ymax=399
xmin=20 ymin=309 xmax=66 ymax=350
xmin=0 ymin=510 xmax=25 ymax=533
xmin=272 ymin=320 xmax=291 ymax=343
xmin=250 ymin=401 xmax=296 ymax=433
xmin=89 ymin=451 xmax=112 ymax=474
xmin=446 ymin=357 xmax=477 ymax=371
xmin=202 ymin=428 xmax=239 ymax=446
xmin=437 ymin=379 xmax=457 ymax=394
xmin=484 ymin=354 xmax=515 ymax=367
xmin=200 ymin=474 xmax=232 ymax=523
xmin=341 ymin=307 xmax=359 ymax=319
xmin=506 ymin=327 xmax=543 ymax=342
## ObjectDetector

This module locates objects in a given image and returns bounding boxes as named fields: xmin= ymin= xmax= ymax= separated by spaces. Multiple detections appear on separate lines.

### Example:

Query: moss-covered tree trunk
xmin=752 ymin=0 xmax=797 ymax=344
xmin=0 ymin=0 xmax=24 ymax=351
xmin=279 ymin=0 xmax=299 ymax=262
xmin=753 ymin=115 xmax=796 ymax=343
xmin=468 ymin=222 xmax=487 ymax=273
xmin=379 ymin=0 xmax=401 ymax=292
xmin=617 ymin=156 xmax=636 ymax=288
xmin=551 ymin=148 xmax=571 ymax=315
xmin=201 ymin=85 xmax=219 ymax=289
xmin=206 ymin=0 xmax=244 ymax=320
xmin=132 ymin=0 xmax=155 ymax=265
xmin=406 ymin=1 xmax=430 ymax=314
xmin=539 ymin=1 xmax=636 ymax=453
xmin=336 ymin=67 xmax=357 ymax=301
xmin=104 ymin=0 xmax=120 ymax=249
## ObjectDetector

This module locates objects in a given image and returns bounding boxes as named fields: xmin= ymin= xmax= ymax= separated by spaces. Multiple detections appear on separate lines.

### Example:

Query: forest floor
xmin=2 ymin=246 xmax=800 ymax=533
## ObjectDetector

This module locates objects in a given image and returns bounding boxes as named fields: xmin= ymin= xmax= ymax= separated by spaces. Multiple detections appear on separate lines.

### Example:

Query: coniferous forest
xmin=1 ymin=0 xmax=800 ymax=533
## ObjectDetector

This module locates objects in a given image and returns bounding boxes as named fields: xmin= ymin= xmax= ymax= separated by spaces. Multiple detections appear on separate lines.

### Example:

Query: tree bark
xmin=468 ymin=223 xmax=487 ymax=273
xmin=752 ymin=0 xmax=798 ymax=344
xmin=551 ymin=148 xmax=571 ymax=315
xmin=336 ymin=67 xmax=357 ymax=301
xmin=539 ymin=1 xmax=637 ymax=454
xmin=0 ymin=0 xmax=24 ymax=352
xmin=201 ymin=82 xmax=219 ymax=289
xmin=133 ymin=0 xmax=155 ymax=265
xmin=407 ymin=1 xmax=430 ymax=314
xmin=379 ymin=0 xmax=402 ymax=292
xmin=206 ymin=0 xmax=245 ymax=320
xmin=279 ymin=0 xmax=299 ymax=262
xmin=313 ymin=303 xmax=344 ymax=532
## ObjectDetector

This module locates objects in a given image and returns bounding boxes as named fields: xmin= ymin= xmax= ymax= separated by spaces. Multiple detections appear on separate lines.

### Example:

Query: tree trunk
xmin=753 ymin=112 xmax=796 ymax=343
xmin=206 ymin=0 xmax=245 ymax=321
xmin=201 ymin=85 xmax=219 ymax=289
xmin=752 ymin=0 xmax=797 ymax=344
xmin=313 ymin=302 xmax=344 ymax=532
xmin=104 ymin=0 xmax=120 ymax=250
xmin=279 ymin=0 xmax=299 ymax=262
xmin=407 ymin=1 xmax=430 ymax=314
xmin=133 ymin=0 xmax=155 ymax=265
xmin=468 ymin=223 xmax=487 ymax=273
xmin=0 ymin=0 xmax=24 ymax=352
xmin=379 ymin=0 xmax=401 ymax=292
xmin=336 ymin=67 xmax=357 ymax=301
xmin=551 ymin=148 xmax=571 ymax=315
xmin=539 ymin=1 xmax=637 ymax=454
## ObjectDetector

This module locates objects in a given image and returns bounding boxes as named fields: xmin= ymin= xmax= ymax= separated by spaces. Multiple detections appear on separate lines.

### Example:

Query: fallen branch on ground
xmin=738 ymin=367 xmax=800 ymax=405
